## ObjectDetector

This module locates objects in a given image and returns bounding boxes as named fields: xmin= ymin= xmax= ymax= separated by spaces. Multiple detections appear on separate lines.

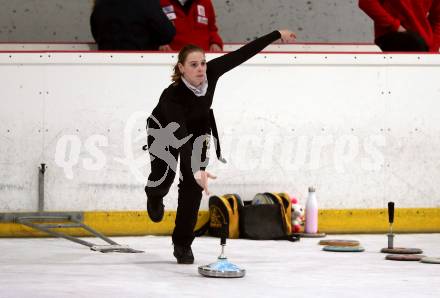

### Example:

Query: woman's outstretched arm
xmin=207 ymin=29 xmax=295 ymax=79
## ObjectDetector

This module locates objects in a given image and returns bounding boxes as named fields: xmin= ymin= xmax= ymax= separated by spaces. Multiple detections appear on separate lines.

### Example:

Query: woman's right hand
xmin=159 ymin=44 xmax=173 ymax=51
xmin=278 ymin=30 xmax=296 ymax=43
xmin=397 ymin=25 xmax=407 ymax=32
xmin=194 ymin=170 xmax=217 ymax=195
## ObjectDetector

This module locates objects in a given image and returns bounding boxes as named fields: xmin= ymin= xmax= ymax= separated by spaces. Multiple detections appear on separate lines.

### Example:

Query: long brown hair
xmin=171 ymin=44 xmax=205 ymax=83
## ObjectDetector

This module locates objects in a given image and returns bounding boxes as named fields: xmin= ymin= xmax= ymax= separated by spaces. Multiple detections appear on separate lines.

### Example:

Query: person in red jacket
xmin=159 ymin=0 xmax=223 ymax=51
xmin=359 ymin=0 xmax=440 ymax=52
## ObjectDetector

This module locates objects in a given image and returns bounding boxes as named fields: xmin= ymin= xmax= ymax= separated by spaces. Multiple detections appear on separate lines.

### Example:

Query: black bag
xmin=239 ymin=193 xmax=299 ymax=242
xmin=239 ymin=204 xmax=286 ymax=239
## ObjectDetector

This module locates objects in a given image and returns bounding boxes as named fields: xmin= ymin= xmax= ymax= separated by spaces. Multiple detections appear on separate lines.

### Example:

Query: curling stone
xmin=319 ymin=239 xmax=360 ymax=246
xmin=380 ymin=247 xmax=423 ymax=254
xmin=198 ymin=231 xmax=245 ymax=278
xmin=385 ymin=254 xmax=426 ymax=261
xmin=323 ymin=245 xmax=365 ymax=252
xmin=420 ymin=257 xmax=440 ymax=264
xmin=380 ymin=202 xmax=423 ymax=255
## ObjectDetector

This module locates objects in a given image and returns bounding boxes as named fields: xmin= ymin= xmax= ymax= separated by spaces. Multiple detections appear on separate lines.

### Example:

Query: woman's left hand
xmin=209 ymin=44 xmax=222 ymax=52
xmin=278 ymin=29 xmax=296 ymax=43
xmin=194 ymin=170 xmax=217 ymax=195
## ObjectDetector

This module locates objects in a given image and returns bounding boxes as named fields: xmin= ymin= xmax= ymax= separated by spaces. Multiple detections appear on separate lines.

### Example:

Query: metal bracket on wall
xmin=0 ymin=164 xmax=144 ymax=253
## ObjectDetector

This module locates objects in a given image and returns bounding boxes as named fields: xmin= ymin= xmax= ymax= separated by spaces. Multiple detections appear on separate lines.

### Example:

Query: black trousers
xmin=375 ymin=31 xmax=429 ymax=52
xmin=145 ymin=119 xmax=203 ymax=247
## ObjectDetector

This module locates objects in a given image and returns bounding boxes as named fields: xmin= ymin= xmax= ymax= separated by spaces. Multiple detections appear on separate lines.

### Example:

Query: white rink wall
xmin=1 ymin=52 xmax=440 ymax=212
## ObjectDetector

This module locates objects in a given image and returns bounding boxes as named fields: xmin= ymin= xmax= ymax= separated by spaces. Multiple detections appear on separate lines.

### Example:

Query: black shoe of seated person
xmin=147 ymin=197 xmax=164 ymax=223
xmin=173 ymin=245 xmax=194 ymax=264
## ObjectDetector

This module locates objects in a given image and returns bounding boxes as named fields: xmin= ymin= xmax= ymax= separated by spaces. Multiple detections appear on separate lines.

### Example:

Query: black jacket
xmin=91 ymin=0 xmax=175 ymax=50
xmin=150 ymin=31 xmax=281 ymax=175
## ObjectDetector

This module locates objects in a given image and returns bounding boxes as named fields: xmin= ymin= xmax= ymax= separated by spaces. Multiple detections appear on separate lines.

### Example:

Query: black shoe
xmin=147 ymin=197 xmax=164 ymax=223
xmin=173 ymin=245 xmax=194 ymax=264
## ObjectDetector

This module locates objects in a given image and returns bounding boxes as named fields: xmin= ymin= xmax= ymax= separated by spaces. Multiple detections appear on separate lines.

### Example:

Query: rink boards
xmin=0 ymin=51 xmax=439 ymax=234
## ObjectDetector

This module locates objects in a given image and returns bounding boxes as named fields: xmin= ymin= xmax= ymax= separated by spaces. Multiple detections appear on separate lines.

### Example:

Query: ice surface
xmin=0 ymin=234 xmax=439 ymax=297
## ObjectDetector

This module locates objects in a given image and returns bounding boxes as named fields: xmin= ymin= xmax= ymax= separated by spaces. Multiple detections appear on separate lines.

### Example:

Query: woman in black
xmin=145 ymin=29 xmax=296 ymax=264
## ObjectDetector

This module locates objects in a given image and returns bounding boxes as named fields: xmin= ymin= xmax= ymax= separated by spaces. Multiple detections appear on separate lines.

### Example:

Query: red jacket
xmin=160 ymin=0 xmax=223 ymax=51
xmin=359 ymin=0 xmax=440 ymax=51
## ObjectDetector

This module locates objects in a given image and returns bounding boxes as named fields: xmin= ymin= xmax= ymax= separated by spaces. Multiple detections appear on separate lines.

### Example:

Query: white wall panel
xmin=209 ymin=59 xmax=388 ymax=209
xmin=0 ymin=64 xmax=45 ymax=211
xmin=41 ymin=58 xmax=176 ymax=211
xmin=1 ymin=52 xmax=439 ymax=212
xmin=383 ymin=66 xmax=440 ymax=208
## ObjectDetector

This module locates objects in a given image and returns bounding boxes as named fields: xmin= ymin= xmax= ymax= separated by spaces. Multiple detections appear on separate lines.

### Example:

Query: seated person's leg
xmin=376 ymin=31 xmax=428 ymax=52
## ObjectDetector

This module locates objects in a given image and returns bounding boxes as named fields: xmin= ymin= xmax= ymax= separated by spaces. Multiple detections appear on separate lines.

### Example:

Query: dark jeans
xmin=375 ymin=31 xmax=429 ymax=52
xmin=145 ymin=118 xmax=203 ymax=247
